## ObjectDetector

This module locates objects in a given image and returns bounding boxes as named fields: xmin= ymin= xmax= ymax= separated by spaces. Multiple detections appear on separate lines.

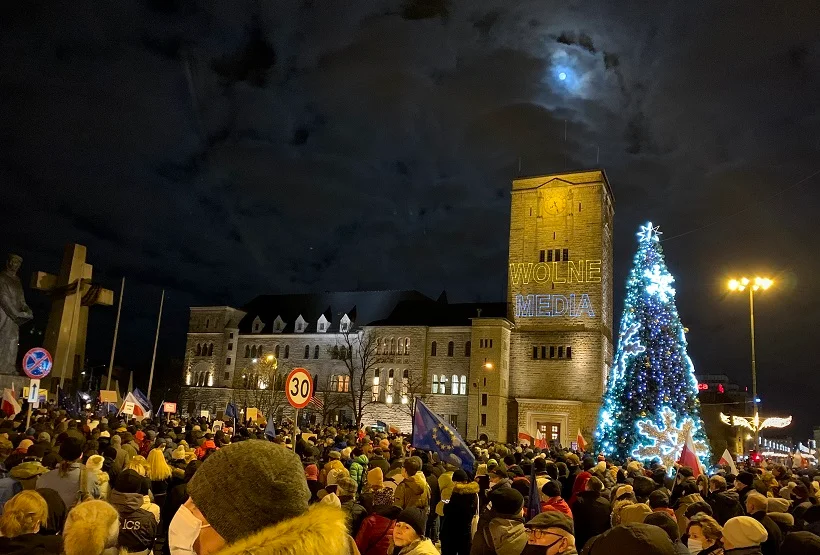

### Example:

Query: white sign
xmin=286 ymin=367 xmax=314 ymax=409
xmin=163 ymin=402 xmax=177 ymax=414
xmin=200 ymin=410 xmax=210 ymax=418
xmin=213 ymin=420 xmax=223 ymax=431
xmin=27 ymin=379 xmax=41 ymax=403
xmin=123 ymin=401 xmax=135 ymax=415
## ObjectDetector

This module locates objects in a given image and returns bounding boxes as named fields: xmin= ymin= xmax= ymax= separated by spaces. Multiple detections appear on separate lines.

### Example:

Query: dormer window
xmin=252 ymin=316 xmax=264 ymax=334
xmin=340 ymin=314 xmax=351 ymax=333
xmin=273 ymin=316 xmax=285 ymax=333
xmin=317 ymin=314 xmax=329 ymax=333
xmin=295 ymin=315 xmax=306 ymax=333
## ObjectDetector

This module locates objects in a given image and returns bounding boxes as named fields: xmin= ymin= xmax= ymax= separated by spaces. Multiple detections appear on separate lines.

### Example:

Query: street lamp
xmin=727 ymin=276 xmax=773 ymax=451
xmin=475 ymin=362 xmax=493 ymax=441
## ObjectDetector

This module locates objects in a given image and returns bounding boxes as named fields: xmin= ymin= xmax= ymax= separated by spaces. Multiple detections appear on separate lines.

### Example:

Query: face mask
xmin=522 ymin=545 xmax=550 ymax=555
xmin=169 ymin=504 xmax=210 ymax=555
xmin=687 ymin=539 xmax=703 ymax=554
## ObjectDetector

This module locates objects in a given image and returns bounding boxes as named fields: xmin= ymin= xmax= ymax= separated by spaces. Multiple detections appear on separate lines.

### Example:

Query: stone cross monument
xmin=0 ymin=254 xmax=34 ymax=375
xmin=31 ymin=244 xmax=113 ymax=386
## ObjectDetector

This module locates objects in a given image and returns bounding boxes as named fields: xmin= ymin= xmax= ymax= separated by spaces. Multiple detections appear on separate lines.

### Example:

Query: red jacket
xmin=355 ymin=513 xmax=395 ymax=555
xmin=541 ymin=497 xmax=573 ymax=519
xmin=195 ymin=439 xmax=218 ymax=460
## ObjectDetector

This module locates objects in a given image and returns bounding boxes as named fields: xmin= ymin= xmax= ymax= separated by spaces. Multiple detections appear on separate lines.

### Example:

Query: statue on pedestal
xmin=0 ymin=254 xmax=33 ymax=375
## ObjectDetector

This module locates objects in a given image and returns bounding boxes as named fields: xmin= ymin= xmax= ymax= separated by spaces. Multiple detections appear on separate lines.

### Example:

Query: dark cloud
xmin=1 ymin=0 xmax=819 ymax=433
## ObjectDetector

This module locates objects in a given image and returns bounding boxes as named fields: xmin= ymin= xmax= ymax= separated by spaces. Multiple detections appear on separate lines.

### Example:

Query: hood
xmin=487 ymin=517 xmax=527 ymax=555
xmin=354 ymin=455 xmax=368 ymax=465
xmin=453 ymin=481 xmax=480 ymax=495
xmin=201 ymin=439 xmax=217 ymax=449
xmin=767 ymin=511 xmax=794 ymax=527
xmin=215 ymin=502 xmax=349 ymax=555
xmin=717 ymin=490 xmax=740 ymax=502
xmin=404 ymin=473 xmax=427 ymax=493
xmin=109 ymin=490 xmax=145 ymax=513
xmin=9 ymin=461 xmax=49 ymax=479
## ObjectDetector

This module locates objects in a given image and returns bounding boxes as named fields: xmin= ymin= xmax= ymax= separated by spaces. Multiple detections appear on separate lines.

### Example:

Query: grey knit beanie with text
xmin=188 ymin=440 xmax=310 ymax=543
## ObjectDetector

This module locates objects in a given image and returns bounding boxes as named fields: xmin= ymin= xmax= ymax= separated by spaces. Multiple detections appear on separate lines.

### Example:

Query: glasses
xmin=524 ymin=528 xmax=563 ymax=540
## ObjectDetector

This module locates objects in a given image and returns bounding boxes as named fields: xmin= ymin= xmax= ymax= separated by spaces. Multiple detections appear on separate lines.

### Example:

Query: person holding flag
xmin=1 ymin=388 xmax=21 ymax=417
xmin=410 ymin=399 xmax=475 ymax=474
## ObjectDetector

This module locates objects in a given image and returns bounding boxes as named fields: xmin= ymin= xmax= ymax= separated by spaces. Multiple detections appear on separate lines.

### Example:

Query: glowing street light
xmin=727 ymin=276 xmax=774 ymax=451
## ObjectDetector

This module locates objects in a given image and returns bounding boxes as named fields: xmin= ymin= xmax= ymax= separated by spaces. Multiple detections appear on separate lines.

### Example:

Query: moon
xmin=559 ymin=72 xmax=567 ymax=81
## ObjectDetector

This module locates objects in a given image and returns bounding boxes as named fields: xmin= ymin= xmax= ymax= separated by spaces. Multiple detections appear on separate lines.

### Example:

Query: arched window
xmin=195 ymin=344 xmax=202 ymax=356
xmin=383 ymin=338 xmax=389 ymax=354
xmin=304 ymin=345 xmax=310 ymax=359
xmin=451 ymin=375 xmax=458 ymax=395
xmin=439 ymin=375 xmax=447 ymax=392
xmin=284 ymin=345 xmax=290 ymax=359
xmin=208 ymin=344 xmax=214 ymax=356
xmin=404 ymin=338 xmax=410 ymax=355
xmin=447 ymin=341 xmax=454 ymax=357
xmin=274 ymin=345 xmax=280 ymax=358
xmin=390 ymin=338 xmax=396 ymax=355
xmin=251 ymin=345 xmax=257 ymax=358
xmin=430 ymin=341 xmax=437 ymax=356
xmin=257 ymin=345 xmax=263 ymax=356
xmin=465 ymin=341 xmax=471 ymax=357
xmin=432 ymin=374 xmax=439 ymax=394
xmin=205 ymin=318 xmax=210 ymax=329
xmin=244 ymin=345 xmax=250 ymax=358
xmin=314 ymin=345 xmax=320 ymax=359
xmin=371 ymin=369 xmax=380 ymax=401
xmin=460 ymin=375 xmax=467 ymax=395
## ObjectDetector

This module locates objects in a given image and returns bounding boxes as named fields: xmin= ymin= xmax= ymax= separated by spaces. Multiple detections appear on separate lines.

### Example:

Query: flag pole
xmin=146 ymin=289 xmax=165 ymax=400
xmin=106 ymin=278 xmax=125 ymax=391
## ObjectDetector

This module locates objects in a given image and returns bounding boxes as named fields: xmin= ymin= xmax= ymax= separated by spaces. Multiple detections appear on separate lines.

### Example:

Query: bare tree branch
xmin=332 ymin=328 xmax=386 ymax=428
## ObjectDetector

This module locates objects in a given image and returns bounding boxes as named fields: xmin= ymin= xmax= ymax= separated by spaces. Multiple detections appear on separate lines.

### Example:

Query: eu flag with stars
xmin=412 ymin=399 xmax=475 ymax=473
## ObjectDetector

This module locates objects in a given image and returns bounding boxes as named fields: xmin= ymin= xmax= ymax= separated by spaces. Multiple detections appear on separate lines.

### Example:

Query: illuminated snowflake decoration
xmin=644 ymin=264 xmax=676 ymax=302
xmin=637 ymin=222 xmax=662 ymax=243
xmin=632 ymin=406 xmax=709 ymax=471
xmin=612 ymin=322 xmax=646 ymax=383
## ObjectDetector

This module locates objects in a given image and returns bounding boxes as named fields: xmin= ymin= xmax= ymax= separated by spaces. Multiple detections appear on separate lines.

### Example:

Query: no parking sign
xmin=22 ymin=348 xmax=52 ymax=379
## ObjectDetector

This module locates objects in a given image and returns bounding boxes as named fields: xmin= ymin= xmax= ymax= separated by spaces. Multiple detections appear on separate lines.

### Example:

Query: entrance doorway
xmin=537 ymin=421 xmax=561 ymax=447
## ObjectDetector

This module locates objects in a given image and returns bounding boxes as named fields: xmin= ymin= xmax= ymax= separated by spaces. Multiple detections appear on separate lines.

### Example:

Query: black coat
xmin=571 ymin=491 xmax=612 ymax=550
xmin=441 ymin=481 xmax=479 ymax=541
xmin=751 ymin=511 xmax=783 ymax=555
xmin=109 ymin=490 xmax=157 ymax=553
xmin=0 ymin=533 xmax=62 ymax=555
xmin=341 ymin=497 xmax=368 ymax=537
xmin=707 ymin=490 xmax=744 ymax=525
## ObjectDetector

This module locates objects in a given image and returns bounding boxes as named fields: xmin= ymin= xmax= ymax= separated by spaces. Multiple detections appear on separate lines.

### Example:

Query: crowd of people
xmin=0 ymin=403 xmax=820 ymax=555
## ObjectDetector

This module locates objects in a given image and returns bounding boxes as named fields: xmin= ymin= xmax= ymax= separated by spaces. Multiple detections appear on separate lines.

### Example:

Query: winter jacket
xmin=360 ymin=485 xmax=395 ymax=513
xmin=213 ymin=502 xmax=351 ymax=555
xmin=36 ymin=462 xmax=101 ymax=510
xmin=674 ymin=493 xmax=705 ymax=536
xmin=750 ymin=511 xmax=783 ymax=555
xmin=8 ymin=461 xmax=49 ymax=490
xmin=355 ymin=506 xmax=400 ymax=555
xmin=368 ymin=455 xmax=390 ymax=477
xmin=0 ymin=476 xmax=23 ymax=513
xmin=387 ymin=537 xmax=440 ymax=555
xmin=708 ymin=490 xmax=744 ymax=524
xmin=722 ymin=548 xmax=762 ymax=555
xmin=470 ymin=509 xmax=527 ymax=555
xmin=394 ymin=473 xmax=431 ymax=513
xmin=541 ymin=496 xmax=573 ymax=518
xmin=195 ymin=439 xmax=219 ymax=460
xmin=109 ymin=489 xmax=158 ymax=553
xmin=441 ymin=481 xmax=479 ymax=542
xmin=340 ymin=496 xmax=368 ymax=536
xmin=0 ymin=532 xmax=62 ymax=555
xmin=571 ymin=490 xmax=611 ymax=550
xmin=350 ymin=455 xmax=369 ymax=489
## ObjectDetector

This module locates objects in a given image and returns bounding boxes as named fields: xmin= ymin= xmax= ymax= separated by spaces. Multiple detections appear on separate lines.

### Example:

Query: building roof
xmin=369 ymin=297 xmax=508 ymax=327
xmin=237 ymin=290 xmax=431 ymax=333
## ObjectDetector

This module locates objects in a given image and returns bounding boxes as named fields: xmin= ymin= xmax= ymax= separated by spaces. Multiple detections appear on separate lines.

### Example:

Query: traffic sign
xmin=22 ymin=348 xmax=52 ymax=379
xmin=27 ymin=379 xmax=40 ymax=403
xmin=286 ymin=368 xmax=314 ymax=409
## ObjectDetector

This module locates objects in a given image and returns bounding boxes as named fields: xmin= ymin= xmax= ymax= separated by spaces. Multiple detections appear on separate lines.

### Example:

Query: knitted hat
xmin=379 ymin=439 xmax=390 ymax=450
xmin=337 ymin=476 xmax=357 ymax=497
xmin=723 ymin=516 xmax=768 ymax=548
xmin=341 ymin=447 xmax=352 ymax=459
xmin=737 ymin=471 xmax=755 ymax=487
xmin=565 ymin=453 xmax=580 ymax=466
xmin=594 ymin=461 xmax=607 ymax=474
xmin=767 ymin=497 xmax=791 ymax=513
xmin=620 ymin=503 xmax=652 ymax=524
xmin=320 ymin=492 xmax=341 ymax=508
xmin=327 ymin=467 xmax=348 ymax=486
xmin=396 ymin=507 xmax=426 ymax=538
xmin=476 ymin=464 xmax=488 ymax=477
xmin=328 ymin=450 xmax=341 ymax=460
xmin=188 ymin=440 xmax=310 ymax=544
xmin=38 ymin=432 xmax=50 ymax=443
xmin=489 ymin=488 xmax=524 ymax=515
xmin=367 ymin=467 xmax=384 ymax=488
xmin=58 ymin=438 xmax=83 ymax=461
xmin=305 ymin=464 xmax=319 ymax=481
xmin=586 ymin=523 xmax=676 ymax=555
xmin=643 ymin=511 xmax=680 ymax=542
xmin=648 ymin=489 xmax=670 ymax=509
xmin=452 ymin=469 xmax=469 ymax=483
xmin=171 ymin=446 xmax=186 ymax=461
xmin=614 ymin=484 xmax=635 ymax=500
xmin=99 ymin=431 xmax=110 ymax=438
xmin=527 ymin=511 xmax=574 ymax=534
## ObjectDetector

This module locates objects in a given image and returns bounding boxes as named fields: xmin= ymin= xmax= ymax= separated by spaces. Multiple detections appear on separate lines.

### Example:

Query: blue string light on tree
xmin=594 ymin=222 xmax=710 ymax=465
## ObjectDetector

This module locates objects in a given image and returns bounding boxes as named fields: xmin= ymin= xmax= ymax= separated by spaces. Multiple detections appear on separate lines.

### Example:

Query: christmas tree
xmin=595 ymin=222 xmax=709 ymax=467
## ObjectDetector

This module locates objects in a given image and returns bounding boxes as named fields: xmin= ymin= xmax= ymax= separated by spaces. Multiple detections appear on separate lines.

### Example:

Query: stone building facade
xmin=179 ymin=170 xmax=614 ymax=444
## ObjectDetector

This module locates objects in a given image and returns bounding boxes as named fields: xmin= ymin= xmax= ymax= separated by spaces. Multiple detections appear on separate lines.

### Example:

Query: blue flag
xmin=412 ymin=399 xmax=475 ymax=473
xmin=527 ymin=458 xmax=541 ymax=519
xmin=155 ymin=400 xmax=165 ymax=420
xmin=225 ymin=402 xmax=238 ymax=420
xmin=132 ymin=388 xmax=152 ymax=414
xmin=264 ymin=412 xmax=277 ymax=439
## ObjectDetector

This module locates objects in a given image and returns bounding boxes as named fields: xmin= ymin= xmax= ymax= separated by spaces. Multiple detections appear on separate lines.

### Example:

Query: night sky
xmin=2 ymin=1 xmax=818 ymax=436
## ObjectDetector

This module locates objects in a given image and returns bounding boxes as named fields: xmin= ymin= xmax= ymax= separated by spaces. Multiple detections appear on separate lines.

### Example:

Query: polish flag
xmin=119 ymin=391 xmax=149 ymax=419
xmin=718 ymin=448 xmax=738 ymax=475
xmin=577 ymin=430 xmax=587 ymax=452
xmin=678 ymin=429 xmax=702 ymax=478
xmin=518 ymin=432 xmax=534 ymax=445
xmin=1 ymin=388 xmax=21 ymax=417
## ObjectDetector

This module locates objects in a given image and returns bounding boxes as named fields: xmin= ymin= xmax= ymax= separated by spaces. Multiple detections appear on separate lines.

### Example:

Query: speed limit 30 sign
xmin=286 ymin=368 xmax=314 ymax=409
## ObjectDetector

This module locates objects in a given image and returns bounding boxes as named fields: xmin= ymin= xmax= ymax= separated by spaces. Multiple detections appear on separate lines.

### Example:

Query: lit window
xmin=440 ymin=375 xmax=447 ymax=392
xmin=387 ymin=369 xmax=394 ymax=400
xmin=432 ymin=374 xmax=439 ymax=394
xmin=372 ymin=369 xmax=380 ymax=401
xmin=451 ymin=375 xmax=458 ymax=395
xmin=460 ymin=375 xmax=467 ymax=395
xmin=401 ymin=369 xmax=409 ymax=397
xmin=404 ymin=338 xmax=410 ymax=355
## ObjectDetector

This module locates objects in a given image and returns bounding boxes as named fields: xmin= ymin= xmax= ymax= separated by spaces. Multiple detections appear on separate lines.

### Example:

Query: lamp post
xmin=475 ymin=362 xmax=493 ymax=441
xmin=728 ymin=276 xmax=773 ymax=452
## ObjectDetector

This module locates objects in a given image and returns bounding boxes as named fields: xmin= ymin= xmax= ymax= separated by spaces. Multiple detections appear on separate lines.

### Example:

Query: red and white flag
xmin=118 ymin=391 xmax=149 ymax=419
xmin=1 ymin=388 xmax=21 ymax=417
xmin=678 ymin=428 xmax=702 ymax=478
xmin=718 ymin=448 xmax=738 ymax=475
xmin=577 ymin=429 xmax=587 ymax=452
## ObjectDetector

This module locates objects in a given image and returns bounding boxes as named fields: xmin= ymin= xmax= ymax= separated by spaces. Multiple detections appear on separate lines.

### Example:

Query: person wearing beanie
xmin=85 ymin=454 xmax=111 ymax=500
xmin=471 ymin=487 xmax=526 ymax=555
xmin=337 ymin=475 xmax=368 ymax=535
xmin=734 ymin=472 xmax=755 ymax=509
xmin=387 ymin=507 xmax=438 ymax=554
xmin=722 ymin=515 xmax=767 ymax=553
xmin=541 ymin=480 xmax=573 ymax=518
xmin=368 ymin=447 xmax=390 ymax=476
xmin=172 ymin=439 xmax=351 ymax=555
xmin=109 ymin=469 xmax=157 ymax=553
xmin=441 ymin=469 xmax=479 ymax=555
xmin=570 ymin=476 xmax=610 ymax=551
xmin=394 ymin=457 xmax=431 ymax=516
xmin=644 ymin=512 xmax=689 ymax=555
xmin=361 ymin=467 xmax=395 ymax=513
xmin=524 ymin=511 xmax=576 ymax=555
xmin=744 ymin=493 xmax=781 ymax=555
xmin=305 ymin=463 xmax=322 ymax=503
xmin=36 ymin=437 xmax=100 ymax=510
